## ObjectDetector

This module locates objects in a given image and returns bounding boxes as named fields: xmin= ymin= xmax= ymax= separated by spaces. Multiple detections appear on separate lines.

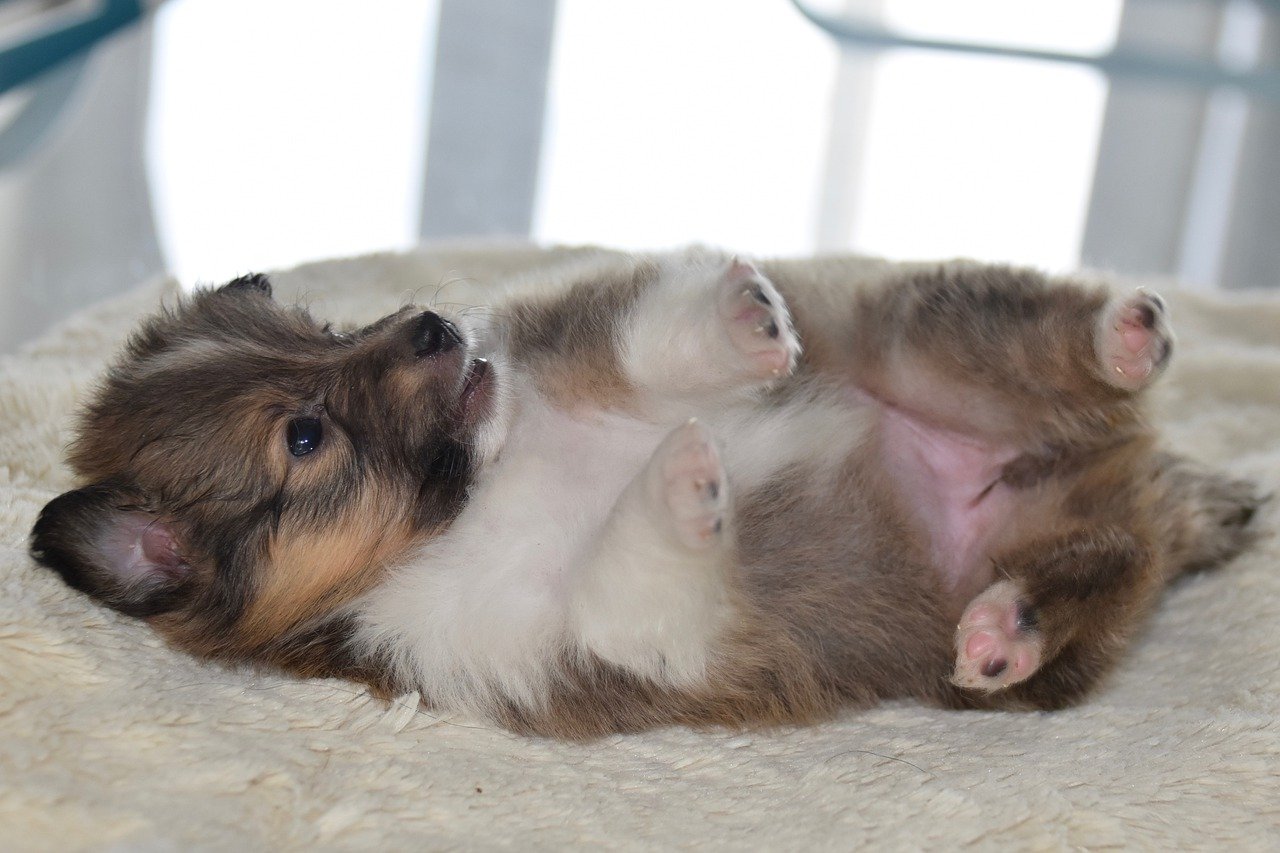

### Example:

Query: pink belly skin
xmin=875 ymin=400 xmax=1023 ymax=604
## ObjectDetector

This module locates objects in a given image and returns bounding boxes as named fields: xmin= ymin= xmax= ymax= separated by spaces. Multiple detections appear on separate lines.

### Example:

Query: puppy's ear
xmin=221 ymin=272 xmax=272 ymax=298
xmin=30 ymin=484 xmax=196 ymax=618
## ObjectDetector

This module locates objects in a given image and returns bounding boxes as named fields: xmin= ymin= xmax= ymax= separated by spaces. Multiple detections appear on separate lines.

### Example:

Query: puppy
xmin=31 ymin=249 xmax=1261 ymax=737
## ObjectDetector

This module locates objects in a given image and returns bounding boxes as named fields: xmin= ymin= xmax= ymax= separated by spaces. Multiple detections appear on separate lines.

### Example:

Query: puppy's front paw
xmin=650 ymin=419 xmax=728 ymax=551
xmin=717 ymin=258 xmax=801 ymax=382
xmin=952 ymin=580 xmax=1043 ymax=692
xmin=1097 ymin=289 xmax=1173 ymax=392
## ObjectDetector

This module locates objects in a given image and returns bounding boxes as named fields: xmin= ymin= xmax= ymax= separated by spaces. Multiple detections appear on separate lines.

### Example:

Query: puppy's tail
xmin=1147 ymin=452 xmax=1267 ymax=579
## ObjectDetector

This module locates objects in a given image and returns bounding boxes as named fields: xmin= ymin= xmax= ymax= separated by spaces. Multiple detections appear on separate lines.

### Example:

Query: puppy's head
xmin=30 ymin=274 xmax=498 ymax=680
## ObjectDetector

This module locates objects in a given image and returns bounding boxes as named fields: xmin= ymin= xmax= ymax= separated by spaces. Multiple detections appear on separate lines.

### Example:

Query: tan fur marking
xmin=240 ymin=491 xmax=415 ymax=644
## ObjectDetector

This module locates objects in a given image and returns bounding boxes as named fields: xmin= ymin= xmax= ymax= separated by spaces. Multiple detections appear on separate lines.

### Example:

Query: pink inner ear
xmin=97 ymin=512 xmax=187 ymax=582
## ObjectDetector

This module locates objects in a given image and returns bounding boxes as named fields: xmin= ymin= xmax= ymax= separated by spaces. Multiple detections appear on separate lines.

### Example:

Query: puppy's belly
xmin=875 ymin=398 xmax=1021 ymax=603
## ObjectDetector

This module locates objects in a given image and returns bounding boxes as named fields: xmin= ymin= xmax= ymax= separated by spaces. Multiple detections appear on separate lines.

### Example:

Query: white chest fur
xmin=353 ymin=391 xmax=669 ymax=711
xmin=354 ymin=375 xmax=873 ymax=715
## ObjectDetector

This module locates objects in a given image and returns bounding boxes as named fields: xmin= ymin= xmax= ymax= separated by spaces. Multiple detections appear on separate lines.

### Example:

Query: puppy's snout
xmin=413 ymin=311 xmax=463 ymax=357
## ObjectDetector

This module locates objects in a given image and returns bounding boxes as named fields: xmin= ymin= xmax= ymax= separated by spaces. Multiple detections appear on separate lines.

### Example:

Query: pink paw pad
xmin=654 ymin=419 xmax=729 ymax=551
xmin=717 ymin=258 xmax=801 ymax=381
xmin=952 ymin=580 xmax=1042 ymax=692
xmin=1098 ymin=289 xmax=1173 ymax=392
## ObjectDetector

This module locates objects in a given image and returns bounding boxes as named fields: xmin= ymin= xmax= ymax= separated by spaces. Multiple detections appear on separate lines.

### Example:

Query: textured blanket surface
xmin=2 ymin=245 xmax=1277 ymax=850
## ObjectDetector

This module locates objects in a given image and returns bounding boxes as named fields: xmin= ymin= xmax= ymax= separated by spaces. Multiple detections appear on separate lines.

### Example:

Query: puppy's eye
xmin=286 ymin=417 xmax=323 ymax=457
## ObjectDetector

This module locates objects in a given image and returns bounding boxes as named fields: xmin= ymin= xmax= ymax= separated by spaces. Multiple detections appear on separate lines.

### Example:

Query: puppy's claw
xmin=718 ymin=261 xmax=800 ymax=383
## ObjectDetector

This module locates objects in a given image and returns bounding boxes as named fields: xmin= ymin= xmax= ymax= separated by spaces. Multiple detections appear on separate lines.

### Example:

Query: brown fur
xmin=505 ymin=259 xmax=658 ymax=408
xmin=34 ymin=275 xmax=475 ymax=671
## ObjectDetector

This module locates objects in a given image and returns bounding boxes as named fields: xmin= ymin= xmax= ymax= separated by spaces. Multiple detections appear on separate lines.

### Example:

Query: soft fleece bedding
xmin=1 ymin=244 xmax=1277 ymax=849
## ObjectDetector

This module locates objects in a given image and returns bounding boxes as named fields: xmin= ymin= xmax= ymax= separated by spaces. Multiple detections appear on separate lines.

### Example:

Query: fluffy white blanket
xmin=2 ymin=245 xmax=1277 ymax=849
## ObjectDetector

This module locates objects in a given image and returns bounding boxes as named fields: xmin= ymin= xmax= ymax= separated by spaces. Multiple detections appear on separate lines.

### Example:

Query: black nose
xmin=413 ymin=311 xmax=463 ymax=356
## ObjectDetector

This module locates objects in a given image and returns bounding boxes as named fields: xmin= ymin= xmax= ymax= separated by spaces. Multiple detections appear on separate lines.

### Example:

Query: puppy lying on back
xmin=31 ymin=249 xmax=1261 ymax=738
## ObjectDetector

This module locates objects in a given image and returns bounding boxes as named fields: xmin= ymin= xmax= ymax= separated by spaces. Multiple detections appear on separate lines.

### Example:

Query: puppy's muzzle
xmin=414 ymin=311 xmax=464 ymax=357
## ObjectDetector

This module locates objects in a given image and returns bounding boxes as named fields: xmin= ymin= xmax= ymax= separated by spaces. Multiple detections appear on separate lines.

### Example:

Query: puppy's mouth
xmin=454 ymin=357 xmax=494 ymax=427
xmin=407 ymin=310 xmax=496 ymax=431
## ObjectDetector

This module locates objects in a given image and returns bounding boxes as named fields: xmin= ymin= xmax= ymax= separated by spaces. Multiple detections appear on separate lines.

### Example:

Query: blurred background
xmin=2 ymin=0 xmax=1277 ymax=352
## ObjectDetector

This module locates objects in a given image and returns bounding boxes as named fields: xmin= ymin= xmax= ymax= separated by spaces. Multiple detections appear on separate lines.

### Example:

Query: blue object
xmin=0 ymin=53 xmax=87 ymax=169
xmin=790 ymin=0 xmax=1280 ymax=103
xmin=0 ymin=0 xmax=146 ymax=95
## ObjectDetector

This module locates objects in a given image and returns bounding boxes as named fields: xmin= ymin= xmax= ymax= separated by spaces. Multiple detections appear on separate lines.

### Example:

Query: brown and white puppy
xmin=30 ymin=250 xmax=1261 ymax=738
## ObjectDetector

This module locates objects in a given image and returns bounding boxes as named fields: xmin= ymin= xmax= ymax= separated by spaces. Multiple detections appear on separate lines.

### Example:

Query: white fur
xmin=571 ymin=419 xmax=734 ymax=687
xmin=354 ymin=252 xmax=872 ymax=719
xmin=355 ymin=384 xmax=672 ymax=711
xmin=623 ymin=253 xmax=801 ymax=412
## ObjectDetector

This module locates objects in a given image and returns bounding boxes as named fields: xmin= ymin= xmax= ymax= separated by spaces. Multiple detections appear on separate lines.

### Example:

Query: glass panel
xmin=533 ymin=0 xmax=838 ymax=256
xmin=147 ymin=0 xmax=438 ymax=285
xmin=850 ymin=51 xmax=1111 ymax=271
xmin=802 ymin=0 xmax=1123 ymax=55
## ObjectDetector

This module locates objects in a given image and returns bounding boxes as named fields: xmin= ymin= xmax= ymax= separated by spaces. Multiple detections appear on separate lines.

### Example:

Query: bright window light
xmin=534 ymin=0 xmax=838 ymax=256
xmin=146 ymin=0 xmax=1122 ymax=279
xmin=846 ymin=0 xmax=1122 ymax=271
xmin=882 ymin=0 xmax=1123 ymax=55
xmin=850 ymin=51 xmax=1111 ymax=271
xmin=147 ymin=0 xmax=437 ymax=287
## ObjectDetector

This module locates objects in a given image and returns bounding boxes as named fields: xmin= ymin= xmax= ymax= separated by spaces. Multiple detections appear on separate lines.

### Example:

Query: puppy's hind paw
xmin=1097 ymin=289 xmax=1173 ymax=392
xmin=717 ymin=258 xmax=801 ymax=382
xmin=952 ymin=580 xmax=1043 ymax=692
xmin=650 ymin=419 xmax=729 ymax=551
